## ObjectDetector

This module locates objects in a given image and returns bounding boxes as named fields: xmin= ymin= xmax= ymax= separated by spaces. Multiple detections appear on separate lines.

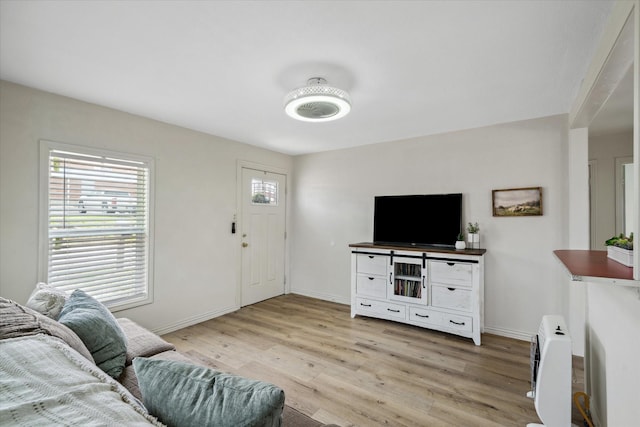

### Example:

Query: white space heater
xmin=527 ymin=315 xmax=572 ymax=427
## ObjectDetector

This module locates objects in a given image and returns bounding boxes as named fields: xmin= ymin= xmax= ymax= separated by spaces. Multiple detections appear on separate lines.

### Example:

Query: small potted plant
xmin=605 ymin=233 xmax=633 ymax=267
xmin=467 ymin=222 xmax=480 ymax=248
xmin=455 ymin=232 xmax=466 ymax=250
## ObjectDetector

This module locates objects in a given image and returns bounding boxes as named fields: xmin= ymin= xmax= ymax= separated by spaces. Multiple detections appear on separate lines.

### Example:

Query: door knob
xmin=242 ymin=242 xmax=248 ymax=247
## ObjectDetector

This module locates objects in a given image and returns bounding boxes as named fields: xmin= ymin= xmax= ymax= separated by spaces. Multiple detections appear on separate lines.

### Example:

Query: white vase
xmin=455 ymin=240 xmax=466 ymax=250
xmin=467 ymin=233 xmax=479 ymax=249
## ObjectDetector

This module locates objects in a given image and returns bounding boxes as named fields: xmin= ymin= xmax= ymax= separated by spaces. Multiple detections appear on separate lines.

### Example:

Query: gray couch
xmin=0 ymin=296 xmax=285 ymax=426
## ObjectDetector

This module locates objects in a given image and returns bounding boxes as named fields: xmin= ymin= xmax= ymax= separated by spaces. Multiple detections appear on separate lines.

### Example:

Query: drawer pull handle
xmin=389 ymin=272 xmax=392 ymax=284
xmin=368 ymin=277 xmax=375 ymax=280
xmin=415 ymin=313 xmax=429 ymax=318
xmin=387 ymin=308 xmax=400 ymax=313
xmin=449 ymin=320 xmax=465 ymax=326
xmin=447 ymin=287 xmax=455 ymax=291
xmin=360 ymin=303 xmax=372 ymax=307
xmin=447 ymin=262 xmax=455 ymax=266
xmin=368 ymin=255 xmax=375 ymax=259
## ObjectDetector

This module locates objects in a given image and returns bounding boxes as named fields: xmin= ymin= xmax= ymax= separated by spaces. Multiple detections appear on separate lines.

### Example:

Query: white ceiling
xmin=0 ymin=1 xmax=617 ymax=155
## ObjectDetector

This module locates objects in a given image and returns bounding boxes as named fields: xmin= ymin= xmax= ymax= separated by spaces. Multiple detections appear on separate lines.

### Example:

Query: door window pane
xmin=251 ymin=179 xmax=278 ymax=205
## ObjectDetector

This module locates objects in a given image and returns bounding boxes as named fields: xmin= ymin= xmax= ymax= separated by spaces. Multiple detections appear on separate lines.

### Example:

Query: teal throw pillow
xmin=58 ymin=290 xmax=127 ymax=378
xmin=133 ymin=358 xmax=285 ymax=427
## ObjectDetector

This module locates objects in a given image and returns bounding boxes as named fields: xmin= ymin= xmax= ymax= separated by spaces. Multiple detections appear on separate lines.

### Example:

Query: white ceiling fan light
xmin=284 ymin=77 xmax=351 ymax=122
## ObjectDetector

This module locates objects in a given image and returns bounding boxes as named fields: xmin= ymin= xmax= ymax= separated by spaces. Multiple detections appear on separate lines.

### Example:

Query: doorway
xmin=615 ymin=156 xmax=634 ymax=237
xmin=240 ymin=167 xmax=286 ymax=306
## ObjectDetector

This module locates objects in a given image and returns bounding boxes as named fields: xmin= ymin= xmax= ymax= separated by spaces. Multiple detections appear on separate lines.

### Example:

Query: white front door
xmin=241 ymin=167 xmax=286 ymax=306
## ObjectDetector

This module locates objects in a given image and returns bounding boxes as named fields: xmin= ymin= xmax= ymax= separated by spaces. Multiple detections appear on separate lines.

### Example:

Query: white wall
xmin=568 ymin=128 xmax=590 ymax=356
xmin=586 ymin=284 xmax=640 ymax=426
xmin=589 ymin=130 xmax=633 ymax=249
xmin=0 ymin=81 xmax=292 ymax=333
xmin=290 ymin=114 xmax=569 ymax=338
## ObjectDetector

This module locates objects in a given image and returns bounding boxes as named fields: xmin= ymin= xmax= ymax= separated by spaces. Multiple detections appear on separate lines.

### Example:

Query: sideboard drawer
xmin=356 ymin=254 xmax=389 ymax=276
xmin=355 ymin=298 xmax=406 ymax=320
xmin=442 ymin=313 xmax=473 ymax=333
xmin=356 ymin=275 xmax=387 ymax=299
xmin=430 ymin=260 xmax=473 ymax=287
xmin=431 ymin=285 xmax=472 ymax=312
xmin=409 ymin=306 xmax=442 ymax=327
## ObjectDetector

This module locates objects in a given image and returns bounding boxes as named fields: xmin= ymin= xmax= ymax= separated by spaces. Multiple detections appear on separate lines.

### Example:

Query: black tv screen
xmin=373 ymin=193 xmax=462 ymax=247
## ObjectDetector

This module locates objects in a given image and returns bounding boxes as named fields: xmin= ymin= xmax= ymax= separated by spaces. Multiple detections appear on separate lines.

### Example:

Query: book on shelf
xmin=395 ymin=263 xmax=421 ymax=277
xmin=394 ymin=279 xmax=421 ymax=298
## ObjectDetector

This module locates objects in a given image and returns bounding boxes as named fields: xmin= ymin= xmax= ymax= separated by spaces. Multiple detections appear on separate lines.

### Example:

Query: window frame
xmin=38 ymin=140 xmax=155 ymax=312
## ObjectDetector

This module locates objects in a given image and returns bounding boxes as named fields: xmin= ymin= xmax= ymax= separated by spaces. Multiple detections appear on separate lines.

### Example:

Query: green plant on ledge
xmin=467 ymin=222 xmax=480 ymax=234
xmin=457 ymin=232 xmax=465 ymax=241
xmin=605 ymin=233 xmax=634 ymax=250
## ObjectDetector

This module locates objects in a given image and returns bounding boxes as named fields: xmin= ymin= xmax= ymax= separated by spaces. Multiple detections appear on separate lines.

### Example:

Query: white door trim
xmin=235 ymin=160 xmax=290 ymax=308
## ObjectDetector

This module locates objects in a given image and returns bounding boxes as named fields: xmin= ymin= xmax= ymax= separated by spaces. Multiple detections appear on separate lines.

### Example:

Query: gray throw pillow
xmin=133 ymin=357 xmax=285 ymax=427
xmin=58 ymin=290 xmax=127 ymax=378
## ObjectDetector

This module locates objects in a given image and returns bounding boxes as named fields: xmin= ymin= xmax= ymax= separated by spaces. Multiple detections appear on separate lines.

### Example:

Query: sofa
xmin=0 ymin=291 xmax=286 ymax=426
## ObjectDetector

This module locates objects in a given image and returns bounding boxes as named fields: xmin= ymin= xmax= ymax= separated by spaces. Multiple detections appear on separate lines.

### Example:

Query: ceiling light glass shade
xmin=284 ymin=78 xmax=351 ymax=122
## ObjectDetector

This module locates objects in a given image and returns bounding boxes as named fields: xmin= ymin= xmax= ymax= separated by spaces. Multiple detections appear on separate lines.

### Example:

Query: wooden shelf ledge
xmin=554 ymin=249 xmax=639 ymax=287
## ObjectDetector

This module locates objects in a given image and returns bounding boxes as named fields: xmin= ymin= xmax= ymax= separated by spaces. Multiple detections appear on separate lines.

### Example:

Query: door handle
xmin=242 ymin=242 xmax=249 ymax=248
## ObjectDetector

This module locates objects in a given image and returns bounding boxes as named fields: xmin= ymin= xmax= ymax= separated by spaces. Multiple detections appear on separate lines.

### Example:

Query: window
xmin=251 ymin=178 xmax=278 ymax=205
xmin=40 ymin=141 xmax=154 ymax=309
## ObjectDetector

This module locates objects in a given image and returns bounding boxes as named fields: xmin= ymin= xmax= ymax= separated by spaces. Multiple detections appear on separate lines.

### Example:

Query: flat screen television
xmin=373 ymin=193 xmax=462 ymax=247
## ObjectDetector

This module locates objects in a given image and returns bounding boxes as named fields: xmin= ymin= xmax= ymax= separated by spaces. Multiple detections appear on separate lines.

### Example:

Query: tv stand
xmin=349 ymin=242 xmax=485 ymax=345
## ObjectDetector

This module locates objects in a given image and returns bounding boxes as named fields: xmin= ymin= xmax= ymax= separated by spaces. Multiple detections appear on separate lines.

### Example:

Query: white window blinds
xmin=45 ymin=145 xmax=152 ymax=306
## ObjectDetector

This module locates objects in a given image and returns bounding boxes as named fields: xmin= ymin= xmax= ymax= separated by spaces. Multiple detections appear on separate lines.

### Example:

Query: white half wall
xmin=585 ymin=283 xmax=640 ymax=426
xmin=290 ymin=115 xmax=569 ymax=339
xmin=0 ymin=81 xmax=292 ymax=333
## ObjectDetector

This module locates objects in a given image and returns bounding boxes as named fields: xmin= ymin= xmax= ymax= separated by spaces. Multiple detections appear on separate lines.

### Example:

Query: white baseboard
xmin=483 ymin=325 xmax=532 ymax=342
xmin=151 ymin=305 xmax=238 ymax=336
xmin=289 ymin=288 xmax=350 ymax=305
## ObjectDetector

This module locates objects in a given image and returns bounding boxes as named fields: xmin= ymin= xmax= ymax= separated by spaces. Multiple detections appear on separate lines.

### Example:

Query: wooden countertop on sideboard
xmin=350 ymin=242 xmax=486 ymax=256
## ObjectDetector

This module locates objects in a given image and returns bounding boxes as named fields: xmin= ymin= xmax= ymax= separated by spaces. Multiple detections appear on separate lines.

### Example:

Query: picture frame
xmin=492 ymin=187 xmax=542 ymax=217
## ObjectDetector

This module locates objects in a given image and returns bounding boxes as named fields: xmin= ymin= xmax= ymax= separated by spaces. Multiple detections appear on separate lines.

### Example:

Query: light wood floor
xmin=162 ymin=294 xmax=585 ymax=426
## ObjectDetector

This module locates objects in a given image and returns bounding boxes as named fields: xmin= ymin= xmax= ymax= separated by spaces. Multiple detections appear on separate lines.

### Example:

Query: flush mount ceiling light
xmin=284 ymin=77 xmax=351 ymax=122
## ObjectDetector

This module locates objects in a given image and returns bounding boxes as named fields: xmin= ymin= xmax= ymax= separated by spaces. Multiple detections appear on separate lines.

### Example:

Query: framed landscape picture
xmin=492 ymin=187 xmax=542 ymax=216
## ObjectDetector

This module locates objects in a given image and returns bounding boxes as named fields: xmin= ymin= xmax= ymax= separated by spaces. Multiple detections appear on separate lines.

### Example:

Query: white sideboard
xmin=350 ymin=242 xmax=485 ymax=345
